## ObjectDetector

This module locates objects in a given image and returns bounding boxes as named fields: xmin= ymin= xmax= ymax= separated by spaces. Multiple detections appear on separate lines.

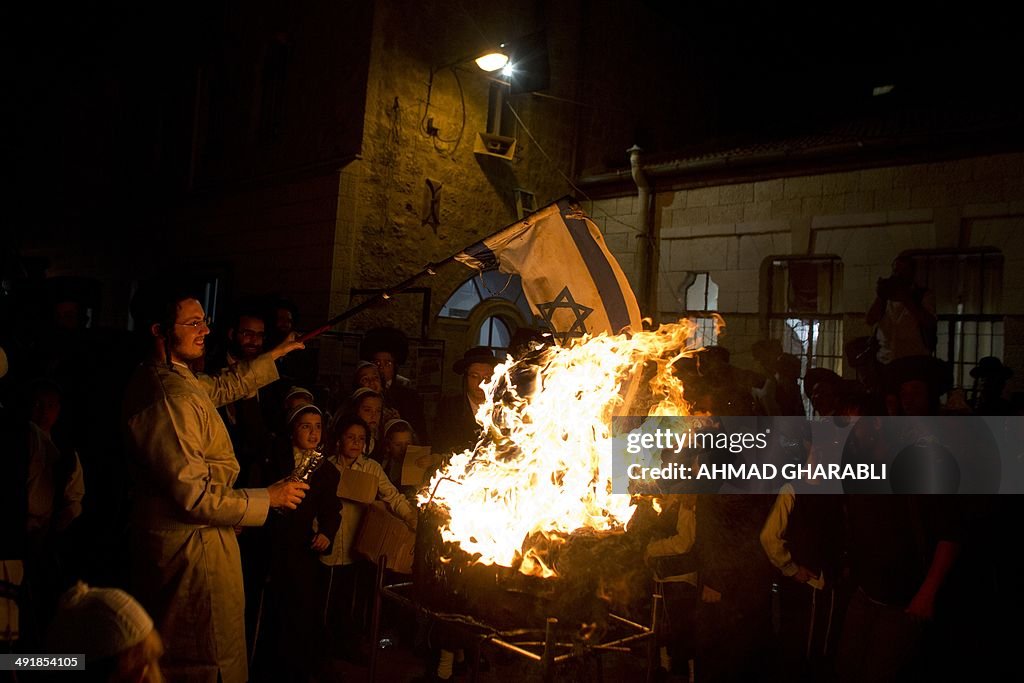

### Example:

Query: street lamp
xmin=474 ymin=48 xmax=510 ymax=73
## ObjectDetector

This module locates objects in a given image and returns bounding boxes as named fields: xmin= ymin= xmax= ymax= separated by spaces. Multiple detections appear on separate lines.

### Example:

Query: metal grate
xmin=766 ymin=256 xmax=844 ymax=415
xmin=906 ymin=248 xmax=1005 ymax=391
xmin=770 ymin=317 xmax=844 ymax=414
xmin=938 ymin=314 xmax=1005 ymax=391
xmin=691 ymin=316 xmax=720 ymax=347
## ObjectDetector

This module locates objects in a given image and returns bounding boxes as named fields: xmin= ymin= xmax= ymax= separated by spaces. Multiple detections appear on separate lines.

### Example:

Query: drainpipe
xmin=628 ymin=145 xmax=658 ymax=319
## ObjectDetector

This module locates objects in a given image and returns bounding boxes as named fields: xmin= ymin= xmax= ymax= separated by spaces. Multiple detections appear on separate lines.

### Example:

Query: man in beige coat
xmin=123 ymin=284 xmax=309 ymax=683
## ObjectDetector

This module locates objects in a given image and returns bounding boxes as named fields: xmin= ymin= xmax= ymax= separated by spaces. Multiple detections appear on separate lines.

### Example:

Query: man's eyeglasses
xmin=175 ymin=317 xmax=211 ymax=329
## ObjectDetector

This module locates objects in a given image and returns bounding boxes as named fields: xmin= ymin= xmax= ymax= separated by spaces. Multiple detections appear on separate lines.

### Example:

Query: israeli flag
xmin=456 ymin=198 xmax=642 ymax=341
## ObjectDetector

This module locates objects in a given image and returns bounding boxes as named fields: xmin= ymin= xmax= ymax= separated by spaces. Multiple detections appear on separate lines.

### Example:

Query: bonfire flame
xmin=421 ymin=319 xmax=703 ymax=578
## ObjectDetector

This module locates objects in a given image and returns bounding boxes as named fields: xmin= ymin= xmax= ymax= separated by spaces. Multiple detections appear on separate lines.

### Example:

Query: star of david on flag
xmin=455 ymin=198 xmax=642 ymax=339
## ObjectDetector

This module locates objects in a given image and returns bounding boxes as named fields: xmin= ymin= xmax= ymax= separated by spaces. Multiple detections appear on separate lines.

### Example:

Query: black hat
xmin=970 ymin=356 xmax=1013 ymax=380
xmin=452 ymin=346 xmax=501 ymax=375
xmin=803 ymin=367 xmax=841 ymax=399
xmin=360 ymin=327 xmax=410 ymax=366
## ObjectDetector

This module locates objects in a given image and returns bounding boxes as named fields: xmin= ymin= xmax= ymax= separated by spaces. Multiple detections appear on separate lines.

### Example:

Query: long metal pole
xmin=296 ymin=197 xmax=576 ymax=343
xmin=542 ymin=617 xmax=558 ymax=683
xmin=296 ymin=263 xmax=449 ymax=343
xmin=368 ymin=556 xmax=386 ymax=682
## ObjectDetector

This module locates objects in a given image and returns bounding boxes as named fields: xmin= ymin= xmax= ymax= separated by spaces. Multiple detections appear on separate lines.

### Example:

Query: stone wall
xmin=586 ymin=152 xmax=1024 ymax=389
xmin=336 ymin=0 xmax=583 ymax=396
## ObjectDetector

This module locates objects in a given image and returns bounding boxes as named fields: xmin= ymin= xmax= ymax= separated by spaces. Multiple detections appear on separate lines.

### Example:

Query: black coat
xmin=265 ymin=437 xmax=342 ymax=553
xmin=259 ymin=438 xmax=342 ymax=672
xmin=386 ymin=375 xmax=429 ymax=444
xmin=432 ymin=394 xmax=481 ymax=457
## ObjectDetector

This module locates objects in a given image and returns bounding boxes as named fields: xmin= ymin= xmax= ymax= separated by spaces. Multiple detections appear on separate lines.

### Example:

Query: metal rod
xmin=368 ymin=556 xmax=386 ymax=683
xmin=507 ymin=641 xmax=574 ymax=648
xmin=384 ymin=581 xmax=414 ymax=590
xmin=296 ymin=197 xmax=575 ymax=342
xmin=489 ymin=638 xmax=543 ymax=661
xmin=647 ymin=591 xmax=663 ymax=683
xmin=296 ymin=265 xmax=445 ymax=342
xmin=542 ymin=617 xmax=558 ymax=683
xmin=497 ymin=628 xmax=546 ymax=638
xmin=608 ymin=612 xmax=649 ymax=629
xmin=599 ymin=631 xmax=654 ymax=648
xmin=375 ymin=580 xmax=659 ymax=677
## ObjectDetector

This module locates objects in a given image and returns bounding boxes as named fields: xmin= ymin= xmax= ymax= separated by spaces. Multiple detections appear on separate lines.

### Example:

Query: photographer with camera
xmin=866 ymin=256 xmax=937 ymax=365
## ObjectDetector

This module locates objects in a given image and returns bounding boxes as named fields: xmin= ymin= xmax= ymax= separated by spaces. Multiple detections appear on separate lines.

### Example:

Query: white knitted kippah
xmin=47 ymin=582 xmax=154 ymax=661
xmin=286 ymin=402 xmax=322 ymax=426
xmin=284 ymin=385 xmax=314 ymax=402
xmin=382 ymin=418 xmax=412 ymax=437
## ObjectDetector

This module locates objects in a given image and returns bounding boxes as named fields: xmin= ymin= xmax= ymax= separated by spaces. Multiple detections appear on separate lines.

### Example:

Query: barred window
xmin=905 ymin=248 xmax=1004 ymax=391
xmin=677 ymin=272 xmax=720 ymax=346
xmin=765 ymin=256 xmax=843 ymax=412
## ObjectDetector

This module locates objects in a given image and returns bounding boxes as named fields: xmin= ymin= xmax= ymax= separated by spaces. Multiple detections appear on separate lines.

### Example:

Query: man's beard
xmin=171 ymin=329 xmax=204 ymax=361
xmin=231 ymin=341 xmax=261 ymax=361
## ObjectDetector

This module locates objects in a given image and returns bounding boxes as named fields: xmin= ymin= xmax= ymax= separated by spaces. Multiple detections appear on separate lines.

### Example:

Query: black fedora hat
xmin=803 ymin=367 xmax=841 ymax=399
xmin=452 ymin=346 xmax=501 ymax=375
xmin=970 ymin=356 xmax=1013 ymax=380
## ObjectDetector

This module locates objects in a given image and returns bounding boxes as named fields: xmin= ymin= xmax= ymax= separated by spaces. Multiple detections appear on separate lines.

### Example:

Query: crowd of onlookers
xmin=0 ymin=283 xmax=508 ymax=682
xmin=1 ymin=256 xmax=1022 ymax=682
xmin=638 ymin=256 xmax=1023 ymax=681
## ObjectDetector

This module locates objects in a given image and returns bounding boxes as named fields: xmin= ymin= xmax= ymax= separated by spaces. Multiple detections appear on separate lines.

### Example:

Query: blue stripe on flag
xmin=462 ymin=241 xmax=499 ymax=271
xmin=557 ymin=199 xmax=632 ymax=333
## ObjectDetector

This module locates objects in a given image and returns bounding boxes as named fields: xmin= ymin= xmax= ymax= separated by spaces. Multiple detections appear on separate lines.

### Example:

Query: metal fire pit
xmin=367 ymin=503 xmax=661 ymax=682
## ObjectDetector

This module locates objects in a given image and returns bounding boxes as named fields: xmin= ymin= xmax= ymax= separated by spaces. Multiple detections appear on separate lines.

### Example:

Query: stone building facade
xmin=15 ymin=0 xmax=1023 ymax=413
xmin=23 ymin=1 xmax=585 ymax=404
xmin=582 ymin=150 xmax=1024 ymax=394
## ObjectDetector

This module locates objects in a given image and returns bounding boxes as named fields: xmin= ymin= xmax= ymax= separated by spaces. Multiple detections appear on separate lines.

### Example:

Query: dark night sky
xmin=595 ymin=0 xmax=1023 ymax=160
xmin=9 ymin=1 xmax=1022 ymax=229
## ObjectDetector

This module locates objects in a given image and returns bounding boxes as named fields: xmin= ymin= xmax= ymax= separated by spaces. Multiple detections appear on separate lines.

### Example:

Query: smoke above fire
xmin=421 ymin=319 xmax=704 ymax=577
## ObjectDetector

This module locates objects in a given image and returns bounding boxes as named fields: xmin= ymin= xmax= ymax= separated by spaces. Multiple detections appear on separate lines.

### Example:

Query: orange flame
xmin=421 ymin=319 xmax=705 ymax=577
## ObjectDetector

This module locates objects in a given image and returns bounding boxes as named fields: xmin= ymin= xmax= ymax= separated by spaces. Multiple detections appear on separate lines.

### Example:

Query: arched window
xmin=478 ymin=316 xmax=512 ymax=352
xmin=440 ymin=270 xmax=537 ymax=357
xmin=439 ymin=271 xmax=533 ymax=321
